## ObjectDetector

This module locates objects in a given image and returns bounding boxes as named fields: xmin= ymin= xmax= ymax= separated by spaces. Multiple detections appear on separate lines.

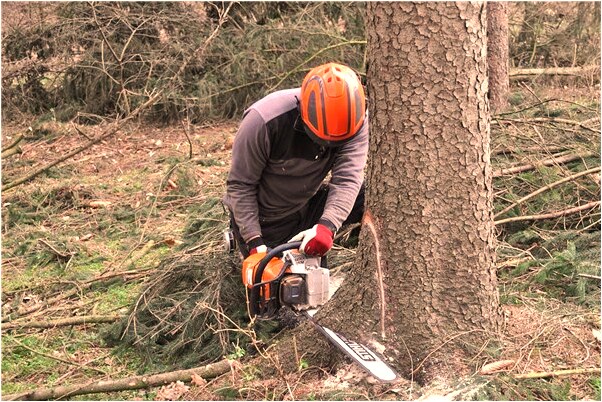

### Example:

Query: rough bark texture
xmin=487 ymin=2 xmax=509 ymax=113
xmin=318 ymin=2 xmax=501 ymax=382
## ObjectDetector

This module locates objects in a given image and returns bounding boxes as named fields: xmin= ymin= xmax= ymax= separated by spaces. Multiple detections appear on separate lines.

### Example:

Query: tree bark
xmin=319 ymin=2 xmax=501 ymax=383
xmin=487 ymin=2 xmax=509 ymax=113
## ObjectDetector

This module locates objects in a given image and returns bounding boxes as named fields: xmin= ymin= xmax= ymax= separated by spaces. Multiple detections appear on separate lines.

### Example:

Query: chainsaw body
xmin=241 ymin=243 xmax=399 ymax=382
xmin=242 ymin=242 xmax=330 ymax=319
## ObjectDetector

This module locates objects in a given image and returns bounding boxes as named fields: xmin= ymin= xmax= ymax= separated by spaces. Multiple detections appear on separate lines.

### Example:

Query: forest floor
xmin=1 ymin=82 xmax=600 ymax=401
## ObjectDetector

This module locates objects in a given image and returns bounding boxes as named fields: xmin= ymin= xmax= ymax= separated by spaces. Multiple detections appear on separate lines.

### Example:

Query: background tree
xmin=319 ymin=2 xmax=501 ymax=381
xmin=487 ymin=2 xmax=509 ymax=113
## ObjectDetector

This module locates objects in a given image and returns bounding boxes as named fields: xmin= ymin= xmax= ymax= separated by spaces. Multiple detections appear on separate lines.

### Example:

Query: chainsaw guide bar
xmin=303 ymin=309 xmax=398 ymax=382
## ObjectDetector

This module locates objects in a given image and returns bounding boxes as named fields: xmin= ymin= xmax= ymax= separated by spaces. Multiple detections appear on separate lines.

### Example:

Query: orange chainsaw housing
xmin=242 ymin=252 xmax=288 ymax=290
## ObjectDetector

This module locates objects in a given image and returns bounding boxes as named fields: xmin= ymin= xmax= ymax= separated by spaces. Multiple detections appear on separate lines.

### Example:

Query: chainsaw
xmin=241 ymin=241 xmax=397 ymax=382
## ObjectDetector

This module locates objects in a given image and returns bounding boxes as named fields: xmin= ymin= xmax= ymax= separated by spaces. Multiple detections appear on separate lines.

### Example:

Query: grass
xmin=93 ymin=282 xmax=140 ymax=314
xmin=0 ymin=86 xmax=599 ymax=400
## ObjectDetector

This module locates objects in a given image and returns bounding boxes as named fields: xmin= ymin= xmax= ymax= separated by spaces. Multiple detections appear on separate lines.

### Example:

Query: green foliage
xmin=1 ymin=336 xmax=59 ymax=382
xmin=298 ymin=358 xmax=309 ymax=370
xmin=590 ymin=376 xmax=601 ymax=401
xmin=181 ymin=196 xmax=226 ymax=246
xmin=508 ymin=91 xmax=524 ymax=106
xmin=477 ymin=375 xmax=577 ymax=401
xmin=502 ymin=232 xmax=601 ymax=307
xmin=2 ymin=2 xmax=366 ymax=124
xmin=226 ymin=345 xmax=246 ymax=360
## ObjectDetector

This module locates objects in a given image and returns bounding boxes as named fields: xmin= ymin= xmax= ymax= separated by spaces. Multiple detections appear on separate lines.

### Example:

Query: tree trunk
xmin=319 ymin=2 xmax=501 ymax=383
xmin=487 ymin=2 xmax=509 ymax=113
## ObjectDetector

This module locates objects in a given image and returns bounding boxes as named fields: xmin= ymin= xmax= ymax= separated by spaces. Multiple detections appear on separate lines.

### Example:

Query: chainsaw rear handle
xmin=249 ymin=241 xmax=302 ymax=318
xmin=253 ymin=241 xmax=302 ymax=287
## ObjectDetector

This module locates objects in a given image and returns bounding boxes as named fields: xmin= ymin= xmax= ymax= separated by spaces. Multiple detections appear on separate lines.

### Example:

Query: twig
xmin=3 ymin=359 xmax=234 ymax=401
xmin=333 ymin=223 xmax=361 ymax=242
xmin=495 ymin=201 xmax=600 ymax=225
xmin=411 ymin=329 xmax=483 ymax=375
xmin=172 ymin=2 xmax=234 ymax=81
xmin=2 ymin=314 xmax=124 ymax=331
xmin=269 ymin=40 xmax=366 ymax=91
xmin=71 ymin=123 xmax=93 ymax=141
xmin=493 ymin=152 xmax=595 ymax=177
xmin=495 ymin=167 xmax=601 ymax=218
xmin=577 ymin=273 xmax=602 ymax=280
xmin=8 ymin=337 xmax=107 ymax=375
xmin=495 ymin=99 xmax=599 ymax=116
xmin=180 ymin=116 xmax=194 ymax=160
xmin=37 ymin=239 xmax=74 ymax=260
xmin=2 ymin=92 xmax=161 ymax=192
xmin=513 ymin=367 xmax=600 ymax=379
xmin=2 ymin=269 xmax=152 ymax=323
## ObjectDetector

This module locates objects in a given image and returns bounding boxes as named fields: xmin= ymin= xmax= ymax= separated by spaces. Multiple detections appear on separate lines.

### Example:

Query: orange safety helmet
xmin=299 ymin=63 xmax=366 ymax=146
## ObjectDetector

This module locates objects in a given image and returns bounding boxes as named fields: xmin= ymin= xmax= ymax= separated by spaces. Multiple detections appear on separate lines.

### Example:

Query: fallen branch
xmin=493 ymin=152 xmax=595 ymax=177
xmin=513 ymin=367 xmax=600 ymax=379
xmin=3 ymin=359 xmax=234 ymax=401
xmin=495 ymin=201 xmax=600 ymax=226
xmin=495 ymin=166 xmax=601 ymax=218
xmin=1 ymin=147 xmax=23 ymax=159
xmin=492 ymin=145 xmax=567 ymax=157
xmin=2 ymin=91 xmax=161 ymax=192
xmin=1 ymin=133 xmax=24 ymax=153
xmin=2 ymin=314 xmax=124 ymax=331
xmin=509 ymin=65 xmax=599 ymax=78
xmin=1 ymin=132 xmax=25 ymax=158
xmin=495 ymin=117 xmax=600 ymax=133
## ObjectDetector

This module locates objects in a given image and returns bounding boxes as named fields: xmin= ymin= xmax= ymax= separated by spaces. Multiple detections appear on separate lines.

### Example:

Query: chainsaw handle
xmin=249 ymin=241 xmax=302 ymax=318
xmin=253 ymin=241 xmax=302 ymax=286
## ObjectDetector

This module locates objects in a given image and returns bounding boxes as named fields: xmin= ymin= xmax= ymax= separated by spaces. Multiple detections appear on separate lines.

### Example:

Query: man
xmin=223 ymin=62 xmax=368 ymax=260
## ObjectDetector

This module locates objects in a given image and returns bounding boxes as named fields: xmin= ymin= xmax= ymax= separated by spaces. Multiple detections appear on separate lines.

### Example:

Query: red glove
xmin=249 ymin=245 xmax=267 ymax=255
xmin=290 ymin=224 xmax=334 ymax=256
xmin=247 ymin=237 xmax=267 ymax=255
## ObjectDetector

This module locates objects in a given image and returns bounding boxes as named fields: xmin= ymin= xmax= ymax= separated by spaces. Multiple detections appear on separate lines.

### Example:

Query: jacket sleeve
xmin=319 ymin=117 xmax=369 ymax=231
xmin=224 ymin=109 xmax=270 ymax=242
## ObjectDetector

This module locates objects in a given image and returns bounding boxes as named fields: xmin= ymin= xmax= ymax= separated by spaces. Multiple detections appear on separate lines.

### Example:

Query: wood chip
xmin=87 ymin=200 xmax=112 ymax=208
xmin=480 ymin=359 xmax=515 ymax=374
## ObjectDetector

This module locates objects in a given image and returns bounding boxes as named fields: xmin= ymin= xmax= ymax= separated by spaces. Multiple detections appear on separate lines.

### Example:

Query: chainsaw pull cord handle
xmin=249 ymin=241 xmax=302 ymax=317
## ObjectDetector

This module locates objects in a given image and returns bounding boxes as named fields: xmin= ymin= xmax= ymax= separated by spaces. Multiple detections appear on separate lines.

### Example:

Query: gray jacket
xmin=223 ymin=88 xmax=369 ymax=243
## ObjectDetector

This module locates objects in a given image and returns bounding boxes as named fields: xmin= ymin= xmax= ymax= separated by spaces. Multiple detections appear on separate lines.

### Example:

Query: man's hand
xmin=247 ymin=236 xmax=267 ymax=255
xmin=289 ymin=224 xmax=334 ymax=256
xmin=250 ymin=245 xmax=267 ymax=255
